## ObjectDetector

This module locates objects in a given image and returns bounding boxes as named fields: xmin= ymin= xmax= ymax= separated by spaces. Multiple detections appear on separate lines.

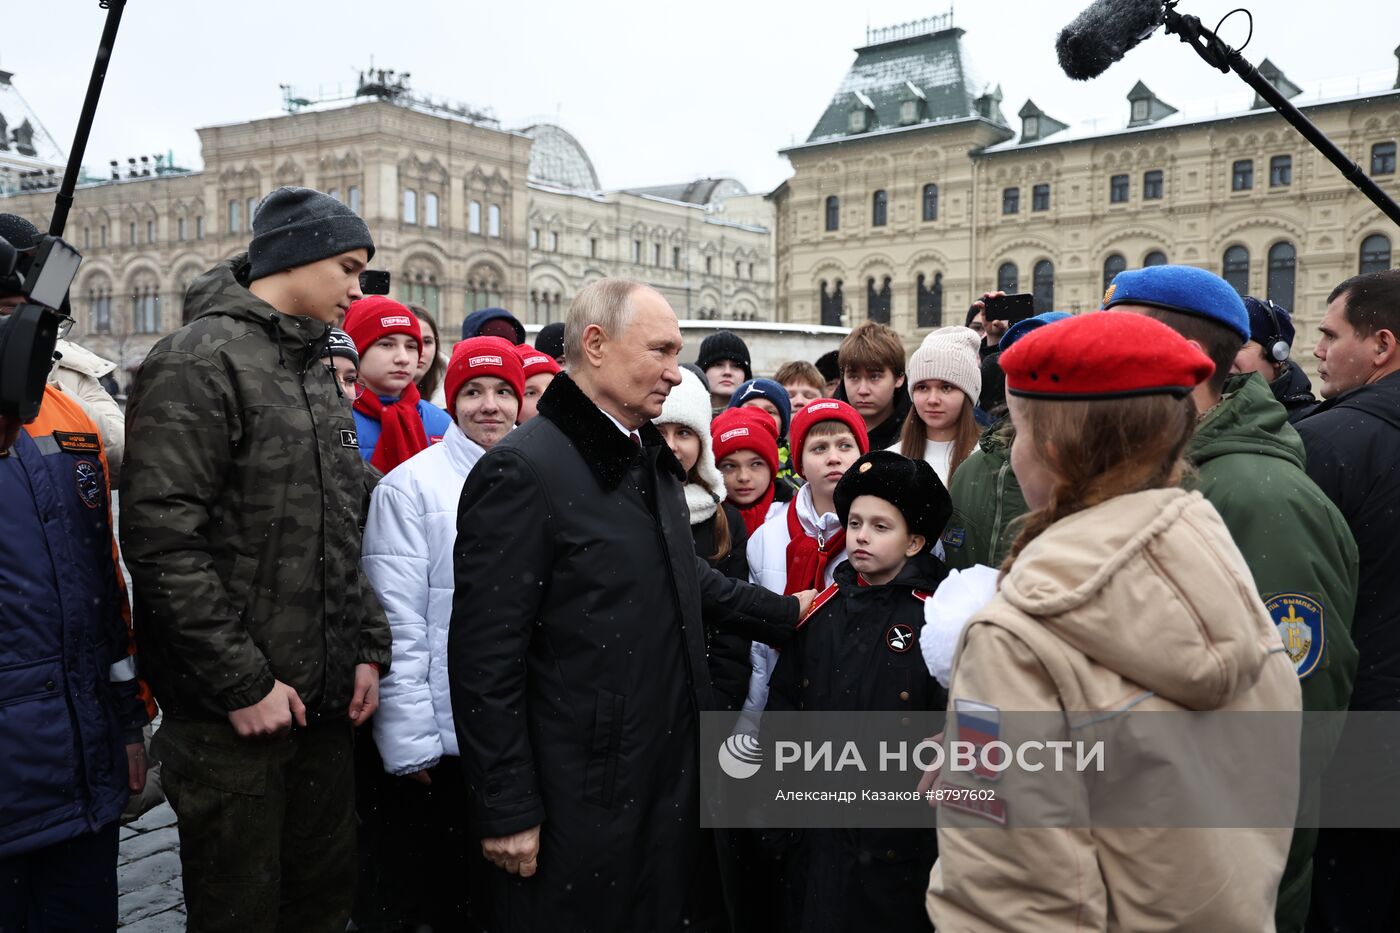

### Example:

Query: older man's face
xmin=600 ymin=288 xmax=684 ymax=425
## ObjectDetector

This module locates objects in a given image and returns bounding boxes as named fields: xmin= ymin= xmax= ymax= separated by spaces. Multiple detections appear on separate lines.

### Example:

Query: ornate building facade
xmin=771 ymin=16 xmax=1400 ymax=367
xmin=0 ymin=71 xmax=773 ymax=380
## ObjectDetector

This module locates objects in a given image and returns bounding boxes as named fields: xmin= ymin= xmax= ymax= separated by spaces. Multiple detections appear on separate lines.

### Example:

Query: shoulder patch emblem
xmin=941 ymin=526 xmax=965 ymax=549
xmin=74 ymin=460 xmax=103 ymax=509
xmin=339 ymin=429 xmax=359 ymax=449
xmin=53 ymin=430 xmax=101 ymax=454
xmin=886 ymin=623 xmax=915 ymax=653
xmin=1265 ymin=593 xmax=1324 ymax=679
xmin=955 ymin=698 xmax=1004 ymax=781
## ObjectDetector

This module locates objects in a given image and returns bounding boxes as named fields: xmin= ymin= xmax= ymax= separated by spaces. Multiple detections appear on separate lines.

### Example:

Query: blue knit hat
xmin=1242 ymin=296 xmax=1295 ymax=351
xmin=1102 ymin=265 xmax=1250 ymax=341
xmin=727 ymin=377 xmax=792 ymax=438
xmin=1001 ymin=311 xmax=1073 ymax=352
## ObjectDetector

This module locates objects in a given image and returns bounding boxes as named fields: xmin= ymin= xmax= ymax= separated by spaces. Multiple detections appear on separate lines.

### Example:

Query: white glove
xmin=920 ymin=566 xmax=1000 ymax=687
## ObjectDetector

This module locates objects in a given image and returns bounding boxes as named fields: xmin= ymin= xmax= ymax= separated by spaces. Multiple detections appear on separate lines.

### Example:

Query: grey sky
xmin=7 ymin=0 xmax=1397 ymax=196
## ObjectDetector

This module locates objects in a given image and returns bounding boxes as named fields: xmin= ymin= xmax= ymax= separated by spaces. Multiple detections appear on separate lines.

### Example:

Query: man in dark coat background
xmin=448 ymin=278 xmax=816 ymax=932
xmin=1296 ymin=269 xmax=1400 ymax=931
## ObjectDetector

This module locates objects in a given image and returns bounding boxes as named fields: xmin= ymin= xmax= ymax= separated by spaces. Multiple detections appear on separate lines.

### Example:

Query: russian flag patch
xmin=955 ymin=698 xmax=1005 ymax=781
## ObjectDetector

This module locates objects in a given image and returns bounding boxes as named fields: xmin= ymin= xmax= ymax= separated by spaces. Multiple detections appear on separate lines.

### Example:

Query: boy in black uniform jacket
xmin=767 ymin=450 xmax=952 ymax=933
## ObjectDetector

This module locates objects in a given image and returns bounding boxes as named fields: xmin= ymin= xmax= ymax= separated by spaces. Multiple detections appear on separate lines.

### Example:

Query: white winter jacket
xmin=363 ymin=424 xmax=487 ymax=775
xmin=739 ymin=484 xmax=848 ymax=720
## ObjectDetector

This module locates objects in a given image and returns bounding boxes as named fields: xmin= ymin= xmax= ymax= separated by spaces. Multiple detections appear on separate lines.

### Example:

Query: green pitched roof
xmin=804 ymin=26 xmax=998 ymax=144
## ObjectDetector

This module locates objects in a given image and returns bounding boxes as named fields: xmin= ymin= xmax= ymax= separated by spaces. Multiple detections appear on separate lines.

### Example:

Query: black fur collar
xmin=537 ymin=373 xmax=685 ymax=489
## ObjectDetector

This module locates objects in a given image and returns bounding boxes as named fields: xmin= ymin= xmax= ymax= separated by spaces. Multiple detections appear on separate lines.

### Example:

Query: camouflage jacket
xmin=120 ymin=255 xmax=390 ymax=723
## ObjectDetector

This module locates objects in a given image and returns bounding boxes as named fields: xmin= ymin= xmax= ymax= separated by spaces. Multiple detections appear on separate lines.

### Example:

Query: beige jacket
xmin=49 ymin=340 xmax=124 ymax=483
xmin=927 ymin=488 xmax=1301 ymax=932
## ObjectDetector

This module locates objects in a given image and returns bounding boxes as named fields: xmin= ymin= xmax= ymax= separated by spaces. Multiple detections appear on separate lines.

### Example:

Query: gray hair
xmin=564 ymin=277 xmax=643 ymax=367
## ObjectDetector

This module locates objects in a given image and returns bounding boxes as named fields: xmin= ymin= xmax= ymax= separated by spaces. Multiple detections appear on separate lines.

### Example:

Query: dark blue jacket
xmin=461 ymin=307 xmax=525 ymax=344
xmin=0 ymin=387 xmax=150 ymax=857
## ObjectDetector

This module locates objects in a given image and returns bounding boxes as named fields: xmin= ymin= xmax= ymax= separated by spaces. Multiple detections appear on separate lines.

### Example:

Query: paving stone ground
xmin=117 ymin=803 xmax=185 ymax=930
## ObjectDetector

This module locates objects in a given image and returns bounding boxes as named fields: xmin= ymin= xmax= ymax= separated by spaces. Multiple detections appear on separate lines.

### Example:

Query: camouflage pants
xmin=153 ymin=717 xmax=356 ymax=933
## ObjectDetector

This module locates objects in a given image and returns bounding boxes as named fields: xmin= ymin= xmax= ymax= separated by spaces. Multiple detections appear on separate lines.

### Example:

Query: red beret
xmin=342 ymin=296 xmax=422 ymax=355
xmin=445 ymin=336 xmax=527 ymax=417
xmin=711 ymin=407 xmax=780 ymax=477
xmin=515 ymin=343 xmax=562 ymax=379
xmin=999 ymin=311 xmax=1214 ymax=400
xmin=789 ymin=399 xmax=869 ymax=476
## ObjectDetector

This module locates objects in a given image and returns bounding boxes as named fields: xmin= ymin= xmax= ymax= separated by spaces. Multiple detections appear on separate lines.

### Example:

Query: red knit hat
xmin=789 ymin=399 xmax=869 ymax=476
xmin=1000 ymin=311 xmax=1215 ymax=400
xmin=445 ymin=336 xmax=527 ymax=415
xmin=711 ymin=407 xmax=780 ymax=476
xmin=342 ymin=296 xmax=422 ymax=355
xmin=515 ymin=343 xmax=562 ymax=379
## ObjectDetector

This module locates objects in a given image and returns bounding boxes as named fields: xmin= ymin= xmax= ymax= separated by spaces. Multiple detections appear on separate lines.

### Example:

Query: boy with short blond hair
xmin=836 ymin=322 xmax=909 ymax=450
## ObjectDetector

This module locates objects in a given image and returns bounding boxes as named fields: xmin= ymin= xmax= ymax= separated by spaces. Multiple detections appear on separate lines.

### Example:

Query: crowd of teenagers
xmin=3 ymin=187 xmax=1400 ymax=933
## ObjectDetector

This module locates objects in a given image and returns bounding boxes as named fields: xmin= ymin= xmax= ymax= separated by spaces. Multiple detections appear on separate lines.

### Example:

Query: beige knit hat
xmin=906 ymin=326 xmax=983 ymax=401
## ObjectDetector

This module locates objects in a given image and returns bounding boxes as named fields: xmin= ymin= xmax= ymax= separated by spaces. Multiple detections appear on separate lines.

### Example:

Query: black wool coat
xmin=1297 ymin=370 xmax=1400 ymax=711
xmin=448 ymin=373 xmax=799 ymax=932
xmin=694 ymin=501 xmax=754 ymax=712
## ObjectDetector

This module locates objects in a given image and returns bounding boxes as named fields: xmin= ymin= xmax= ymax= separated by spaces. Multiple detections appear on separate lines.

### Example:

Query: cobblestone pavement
xmin=117 ymin=803 xmax=185 ymax=931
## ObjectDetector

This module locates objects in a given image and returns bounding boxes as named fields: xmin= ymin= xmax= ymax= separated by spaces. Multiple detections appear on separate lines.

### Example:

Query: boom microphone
xmin=1056 ymin=0 xmax=1167 ymax=80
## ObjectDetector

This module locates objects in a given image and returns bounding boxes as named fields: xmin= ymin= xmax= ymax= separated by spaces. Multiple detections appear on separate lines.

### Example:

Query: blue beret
xmin=1242 ymin=296 xmax=1295 ymax=350
xmin=1001 ymin=311 xmax=1073 ymax=352
xmin=1102 ymin=265 xmax=1250 ymax=341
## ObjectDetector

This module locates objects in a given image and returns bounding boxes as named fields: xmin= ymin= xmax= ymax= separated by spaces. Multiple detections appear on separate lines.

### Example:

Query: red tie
xmin=630 ymin=432 xmax=642 ymax=446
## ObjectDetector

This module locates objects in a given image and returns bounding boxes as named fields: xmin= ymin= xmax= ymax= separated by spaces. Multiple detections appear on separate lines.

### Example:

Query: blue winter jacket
xmin=0 ymin=386 xmax=150 ymax=857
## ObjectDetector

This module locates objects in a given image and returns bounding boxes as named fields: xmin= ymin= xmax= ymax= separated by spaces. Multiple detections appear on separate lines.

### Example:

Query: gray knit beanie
xmin=906 ymin=326 xmax=983 ymax=401
xmin=248 ymin=187 xmax=375 ymax=281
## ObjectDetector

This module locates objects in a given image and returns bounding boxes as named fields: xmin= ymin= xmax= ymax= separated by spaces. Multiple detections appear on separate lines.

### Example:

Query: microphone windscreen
xmin=1056 ymin=0 xmax=1165 ymax=80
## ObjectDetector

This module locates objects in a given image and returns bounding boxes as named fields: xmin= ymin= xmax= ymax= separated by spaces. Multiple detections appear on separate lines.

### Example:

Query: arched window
xmin=1360 ymin=234 xmax=1392 ymax=274
xmin=825 ymin=196 xmax=840 ymax=231
xmin=87 ymin=276 xmax=113 ymax=335
xmin=129 ymin=272 xmax=161 ymax=334
xmin=1222 ymin=245 xmax=1250 ymax=295
xmin=1144 ymin=250 xmax=1168 ymax=267
xmin=466 ymin=265 xmax=504 ymax=314
xmin=1103 ymin=254 xmax=1127 ymax=293
xmin=1267 ymin=242 xmax=1296 ymax=310
xmin=402 ymin=189 xmax=417 ymax=224
xmin=820 ymin=279 xmax=845 ymax=326
xmin=867 ymin=275 xmax=892 ymax=323
xmin=996 ymin=262 xmax=1018 ymax=294
xmin=468 ymin=200 xmax=482 ymax=234
xmin=917 ymin=272 xmax=944 ymax=327
xmin=872 ymin=190 xmax=888 ymax=227
xmin=1032 ymin=260 xmax=1055 ymax=313
xmin=922 ymin=183 xmax=939 ymax=221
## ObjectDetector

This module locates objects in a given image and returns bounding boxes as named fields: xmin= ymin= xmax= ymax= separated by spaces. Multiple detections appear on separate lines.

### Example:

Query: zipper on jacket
xmin=991 ymin=460 xmax=1010 ymax=551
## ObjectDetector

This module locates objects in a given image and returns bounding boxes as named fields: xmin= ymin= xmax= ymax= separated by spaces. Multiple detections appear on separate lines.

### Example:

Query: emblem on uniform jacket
xmin=54 ymin=430 xmax=101 ymax=454
xmin=941 ymin=526 xmax=965 ymax=549
xmin=955 ymin=698 xmax=1004 ymax=781
xmin=886 ymin=623 xmax=915 ymax=653
xmin=74 ymin=460 xmax=102 ymax=509
xmin=340 ymin=429 xmax=359 ymax=448
xmin=1265 ymin=593 xmax=1324 ymax=679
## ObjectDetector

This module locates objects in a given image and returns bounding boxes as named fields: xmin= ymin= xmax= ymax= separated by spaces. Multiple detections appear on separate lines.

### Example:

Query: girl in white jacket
xmin=360 ymin=336 xmax=525 ymax=928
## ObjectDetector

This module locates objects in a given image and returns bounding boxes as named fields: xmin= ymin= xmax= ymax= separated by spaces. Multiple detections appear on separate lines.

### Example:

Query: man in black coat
xmin=448 ymin=278 xmax=816 ymax=932
xmin=1295 ymin=269 xmax=1400 ymax=932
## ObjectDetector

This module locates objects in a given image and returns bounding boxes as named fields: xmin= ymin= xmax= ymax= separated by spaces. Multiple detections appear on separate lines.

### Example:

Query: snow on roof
xmin=982 ymin=70 xmax=1400 ymax=155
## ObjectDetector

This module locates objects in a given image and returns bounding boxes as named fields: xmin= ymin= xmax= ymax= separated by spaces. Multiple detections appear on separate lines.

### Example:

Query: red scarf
xmin=355 ymin=381 xmax=430 ymax=474
xmin=784 ymin=502 xmax=845 ymax=595
xmin=737 ymin=484 xmax=776 ymax=537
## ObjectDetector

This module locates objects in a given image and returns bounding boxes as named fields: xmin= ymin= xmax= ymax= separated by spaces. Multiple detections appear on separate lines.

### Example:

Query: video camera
xmin=0 ymin=232 xmax=82 ymax=421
